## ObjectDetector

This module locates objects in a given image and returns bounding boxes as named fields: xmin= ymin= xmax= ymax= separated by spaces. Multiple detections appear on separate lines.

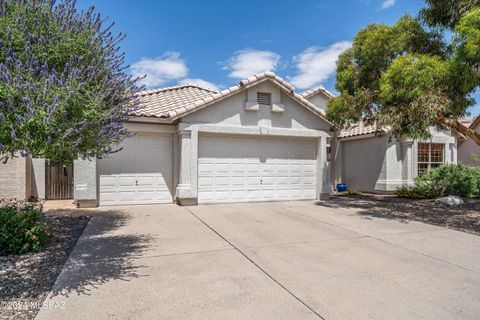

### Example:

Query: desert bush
xmin=339 ymin=190 xmax=363 ymax=196
xmin=0 ymin=200 xmax=51 ymax=255
xmin=394 ymin=185 xmax=424 ymax=199
xmin=395 ymin=164 xmax=480 ymax=199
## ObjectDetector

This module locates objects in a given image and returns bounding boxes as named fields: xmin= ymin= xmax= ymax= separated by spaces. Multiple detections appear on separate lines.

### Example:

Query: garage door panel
xmin=117 ymin=191 xmax=137 ymax=202
xmin=100 ymin=191 xmax=116 ymax=202
xmin=230 ymin=190 xmax=246 ymax=199
xmin=214 ymin=176 xmax=230 ymax=187
xmin=198 ymin=135 xmax=317 ymax=203
xmin=198 ymin=176 xmax=214 ymax=187
xmin=247 ymin=177 xmax=259 ymax=186
xmin=231 ymin=162 xmax=245 ymax=172
xmin=262 ymin=176 xmax=275 ymax=185
xmin=247 ymin=163 xmax=261 ymax=172
xmin=138 ymin=190 xmax=167 ymax=201
xmin=100 ymin=176 xmax=117 ymax=188
xmin=98 ymin=133 xmax=173 ymax=206
xmin=231 ymin=176 xmax=245 ymax=186
xmin=118 ymin=176 xmax=136 ymax=186
xmin=215 ymin=190 xmax=230 ymax=201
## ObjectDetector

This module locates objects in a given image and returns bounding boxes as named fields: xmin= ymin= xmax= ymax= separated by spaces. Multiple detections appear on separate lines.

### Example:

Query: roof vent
xmin=257 ymin=92 xmax=271 ymax=105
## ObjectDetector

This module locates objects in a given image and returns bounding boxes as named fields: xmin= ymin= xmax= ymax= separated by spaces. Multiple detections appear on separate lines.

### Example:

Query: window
xmin=257 ymin=92 xmax=271 ymax=105
xmin=418 ymin=143 xmax=444 ymax=175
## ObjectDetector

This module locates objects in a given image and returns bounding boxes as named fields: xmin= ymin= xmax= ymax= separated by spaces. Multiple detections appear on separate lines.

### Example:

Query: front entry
xmin=45 ymin=161 xmax=74 ymax=200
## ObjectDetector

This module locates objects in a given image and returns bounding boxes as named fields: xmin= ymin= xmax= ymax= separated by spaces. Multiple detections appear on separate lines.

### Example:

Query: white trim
xmin=338 ymin=133 xmax=384 ymax=141
xmin=179 ymin=123 xmax=331 ymax=139
xmin=128 ymin=116 xmax=175 ymax=124
xmin=125 ymin=122 xmax=177 ymax=133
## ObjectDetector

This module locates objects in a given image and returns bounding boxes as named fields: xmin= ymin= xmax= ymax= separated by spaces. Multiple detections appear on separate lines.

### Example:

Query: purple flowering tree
xmin=0 ymin=0 xmax=143 ymax=163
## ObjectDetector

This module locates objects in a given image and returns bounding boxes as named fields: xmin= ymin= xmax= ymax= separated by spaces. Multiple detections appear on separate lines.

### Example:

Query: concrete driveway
xmin=37 ymin=201 xmax=480 ymax=320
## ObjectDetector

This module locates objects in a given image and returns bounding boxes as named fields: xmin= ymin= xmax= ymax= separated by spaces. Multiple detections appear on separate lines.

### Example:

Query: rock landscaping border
xmin=329 ymin=194 xmax=480 ymax=235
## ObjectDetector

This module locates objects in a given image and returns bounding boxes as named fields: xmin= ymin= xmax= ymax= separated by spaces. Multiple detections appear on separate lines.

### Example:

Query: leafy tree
xmin=327 ymin=1 xmax=480 ymax=145
xmin=0 ymin=0 xmax=142 ymax=163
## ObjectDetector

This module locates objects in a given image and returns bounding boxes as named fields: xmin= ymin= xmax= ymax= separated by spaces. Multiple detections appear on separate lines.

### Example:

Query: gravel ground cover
xmin=0 ymin=213 xmax=89 ymax=320
xmin=329 ymin=194 xmax=480 ymax=235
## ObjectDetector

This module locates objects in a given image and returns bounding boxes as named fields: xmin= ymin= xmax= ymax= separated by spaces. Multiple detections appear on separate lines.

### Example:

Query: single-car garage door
xmin=98 ymin=133 xmax=173 ymax=205
xmin=198 ymin=135 xmax=317 ymax=203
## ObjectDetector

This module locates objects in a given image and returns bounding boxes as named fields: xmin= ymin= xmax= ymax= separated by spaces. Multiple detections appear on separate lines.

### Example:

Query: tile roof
xmin=300 ymin=86 xmax=336 ymax=99
xmin=339 ymin=122 xmax=387 ymax=138
xmin=134 ymin=84 xmax=218 ymax=119
xmin=131 ymin=71 xmax=332 ymax=125
xmin=470 ymin=116 xmax=480 ymax=129
xmin=340 ymin=117 xmax=479 ymax=139
xmin=460 ymin=118 xmax=472 ymax=128
xmin=456 ymin=117 xmax=479 ymax=143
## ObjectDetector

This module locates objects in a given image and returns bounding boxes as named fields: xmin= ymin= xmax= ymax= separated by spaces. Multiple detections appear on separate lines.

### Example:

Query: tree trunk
xmin=437 ymin=114 xmax=480 ymax=145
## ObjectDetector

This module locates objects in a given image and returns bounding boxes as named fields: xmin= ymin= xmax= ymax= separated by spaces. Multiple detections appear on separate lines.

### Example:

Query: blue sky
xmin=77 ymin=0 xmax=479 ymax=118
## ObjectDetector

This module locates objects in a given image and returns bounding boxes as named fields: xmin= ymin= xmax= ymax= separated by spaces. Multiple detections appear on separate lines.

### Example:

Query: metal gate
xmin=46 ymin=161 xmax=74 ymax=199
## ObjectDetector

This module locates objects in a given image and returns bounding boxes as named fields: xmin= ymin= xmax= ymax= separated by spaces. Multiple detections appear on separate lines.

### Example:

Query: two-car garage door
xmin=98 ymin=133 xmax=173 ymax=206
xmin=198 ymin=135 xmax=317 ymax=203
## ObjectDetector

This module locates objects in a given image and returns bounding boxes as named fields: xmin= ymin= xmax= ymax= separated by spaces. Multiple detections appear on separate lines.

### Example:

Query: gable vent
xmin=257 ymin=92 xmax=271 ymax=105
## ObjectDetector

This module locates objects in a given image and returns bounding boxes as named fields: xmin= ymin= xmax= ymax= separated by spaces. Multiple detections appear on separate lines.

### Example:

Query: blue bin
xmin=336 ymin=183 xmax=347 ymax=192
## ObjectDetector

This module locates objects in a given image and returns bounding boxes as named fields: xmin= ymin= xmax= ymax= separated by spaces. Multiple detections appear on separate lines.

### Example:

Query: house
xmin=299 ymin=89 xmax=458 ymax=193
xmin=0 ymin=72 xmax=334 ymax=207
xmin=458 ymin=116 xmax=480 ymax=166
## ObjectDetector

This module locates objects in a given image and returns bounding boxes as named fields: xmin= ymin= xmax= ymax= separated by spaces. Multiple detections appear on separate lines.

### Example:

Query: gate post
xmin=31 ymin=158 xmax=46 ymax=199
xmin=73 ymin=158 xmax=98 ymax=207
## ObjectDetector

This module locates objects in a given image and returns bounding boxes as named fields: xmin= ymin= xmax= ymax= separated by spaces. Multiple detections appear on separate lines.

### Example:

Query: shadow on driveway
xmin=314 ymin=199 xmax=410 ymax=224
xmin=50 ymin=210 xmax=154 ymax=297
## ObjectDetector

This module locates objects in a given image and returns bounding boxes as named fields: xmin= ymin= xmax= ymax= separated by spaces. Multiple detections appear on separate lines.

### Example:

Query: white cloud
xmin=223 ymin=49 xmax=281 ymax=79
xmin=380 ymin=0 xmax=395 ymax=9
xmin=179 ymin=78 xmax=220 ymax=91
xmin=289 ymin=41 xmax=352 ymax=89
xmin=130 ymin=52 xmax=188 ymax=88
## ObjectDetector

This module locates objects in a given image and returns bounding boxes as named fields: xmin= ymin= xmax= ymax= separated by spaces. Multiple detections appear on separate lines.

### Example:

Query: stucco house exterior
xmin=0 ymin=72 xmax=334 ymax=207
xmin=1 ymin=71 xmax=464 ymax=204
xmin=299 ymin=89 xmax=458 ymax=193
xmin=458 ymin=117 xmax=480 ymax=166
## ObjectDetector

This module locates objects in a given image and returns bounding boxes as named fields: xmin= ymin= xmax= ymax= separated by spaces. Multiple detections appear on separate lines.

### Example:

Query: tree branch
xmin=437 ymin=114 xmax=480 ymax=145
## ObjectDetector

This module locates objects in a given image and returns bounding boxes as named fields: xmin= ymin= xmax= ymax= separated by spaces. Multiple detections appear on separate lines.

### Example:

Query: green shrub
xmin=0 ymin=200 xmax=51 ymax=255
xmin=395 ymin=164 xmax=480 ymax=199
xmin=339 ymin=190 xmax=363 ymax=196
xmin=394 ymin=185 xmax=426 ymax=199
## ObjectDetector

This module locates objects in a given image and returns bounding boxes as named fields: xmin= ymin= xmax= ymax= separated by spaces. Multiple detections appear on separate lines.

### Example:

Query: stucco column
xmin=31 ymin=158 xmax=46 ymax=199
xmin=447 ymin=142 xmax=457 ymax=164
xmin=73 ymin=158 xmax=98 ymax=207
xmin=175 ymin=128 xmax=198 ymax=205
xmin=400 ymin=141 xmax=414 ymax=186
xmin=331 ymin=131 xmax=342 ymax=187
xmin=317 ymin=136 xmax=332 ymax=199
xmin=412 ymin=142 xmax=419 ymax=178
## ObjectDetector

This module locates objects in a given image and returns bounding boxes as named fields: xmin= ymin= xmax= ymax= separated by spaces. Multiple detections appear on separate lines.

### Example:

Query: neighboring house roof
xmin=470 ymin=116 xmax=480 ymax=129
xmin=300 ymin=86 xmax=336 ymax=99
xmin=339 ymin=122 xmax=386 ymax=138
xmin=456 ymin=116 xmax=479 ymax=144
xmin=132 ymin=71 xmax=332 ymax=125
xmin=460 ymin=118 xmax=472 ymax=128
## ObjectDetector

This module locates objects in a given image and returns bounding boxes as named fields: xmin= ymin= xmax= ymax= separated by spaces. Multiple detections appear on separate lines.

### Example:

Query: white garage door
xmin=98 ymin=133 xmax=173 ymax=205
xmin=198 ymin=135 xmax=317 ymax=203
